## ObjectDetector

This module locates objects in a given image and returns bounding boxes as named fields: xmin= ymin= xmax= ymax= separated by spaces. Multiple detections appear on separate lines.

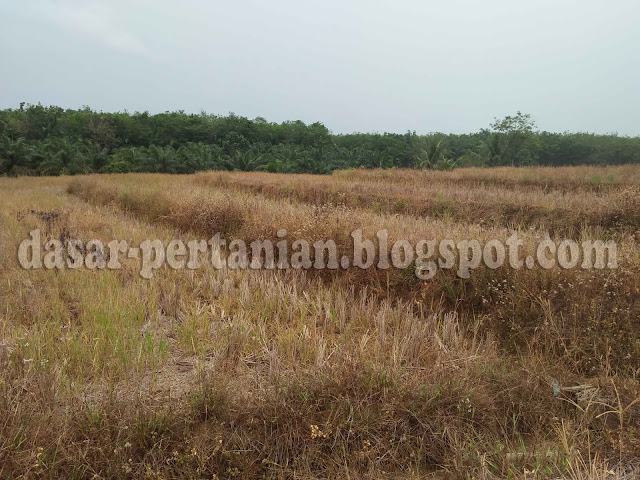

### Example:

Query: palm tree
xmin=436 ymin=156 xmax=459 ymax=171
xmin=301 ymin=145 xmax=340 ymax=174
xmin=265 ymin=144 xmax=304 ymax=173
xmin=177 ymin=142 xmax=221 ymax=173
xmin=222 ymin=148 xmax=266 ymax=172
xmin=38 ymin=138 xmax=90 ymax=176
xmin=107 ymin=147 xmax=149 ymax=172
xmin=339 ymin=146 xmax=367 ymax=168
xmin=86 ymin=143 xmax=110 ymax=172
xmin=478 ymin=133 xmax=504 ymax=166
xmin=414 ymin=139 xmax=446 ymax=169
xmin=148 ymin=145 xmax=178 ymax=173
xmin=0 ymin=136 xmax=35 ymax=176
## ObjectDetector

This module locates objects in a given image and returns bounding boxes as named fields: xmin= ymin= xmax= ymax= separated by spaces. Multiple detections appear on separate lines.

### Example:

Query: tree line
xmin=1 ymin=104 xmax=639 ymax=176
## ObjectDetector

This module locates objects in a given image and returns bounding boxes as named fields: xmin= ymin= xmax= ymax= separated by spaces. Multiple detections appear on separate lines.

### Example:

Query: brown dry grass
xmin=1 ymin=167 xmax=639 ymax=479
xmin=333 ymin=165 xmax=640 ymax=191
xmin=195 ymin=169 xmax=640 ymax=236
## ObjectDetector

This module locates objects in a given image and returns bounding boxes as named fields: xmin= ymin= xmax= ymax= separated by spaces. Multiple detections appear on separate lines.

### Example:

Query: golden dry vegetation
xmin=195 ymin=167 xmax=640 ymax=235
xmin=1 ymin=166 xmax=640 ymax=479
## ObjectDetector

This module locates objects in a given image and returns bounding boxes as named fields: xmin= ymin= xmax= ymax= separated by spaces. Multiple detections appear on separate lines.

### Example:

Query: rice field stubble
xmin=1 ymin=166 xmax=639 ymax=479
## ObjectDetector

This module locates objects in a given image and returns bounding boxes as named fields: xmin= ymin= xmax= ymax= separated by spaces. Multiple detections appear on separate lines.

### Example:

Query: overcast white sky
xmin=0 ymin=0 xmax=638 ymax=135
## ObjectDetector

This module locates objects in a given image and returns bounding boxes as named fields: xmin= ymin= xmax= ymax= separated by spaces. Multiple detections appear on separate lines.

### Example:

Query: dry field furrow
xmin=1 ymin=170 xmax=639 ymax=479
xmin=195 ymin=170 xmax=640 ymax=235
xmin=65 ymin=175 xmax=640 ymax=373
xmin=334 ymin=165 xmax=640 ymax=191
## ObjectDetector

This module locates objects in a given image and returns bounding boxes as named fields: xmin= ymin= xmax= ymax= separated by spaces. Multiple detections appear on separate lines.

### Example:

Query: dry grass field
xmin=1 ymin=166 xmax=640 ymax=479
